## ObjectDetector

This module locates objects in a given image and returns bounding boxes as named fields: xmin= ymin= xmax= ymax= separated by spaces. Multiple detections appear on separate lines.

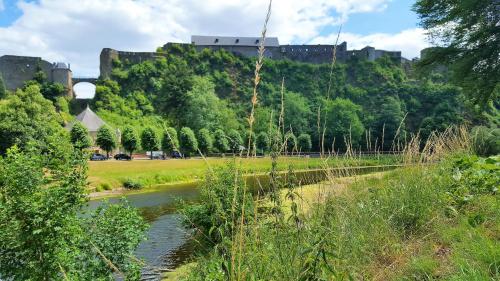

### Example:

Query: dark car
xmin=90 ymin=153 xmax=107 ymax=161
xmin=114 ymin=153 xmax=131 ymax=160
xmin=171 ymin=151 xmax=183 ymax=159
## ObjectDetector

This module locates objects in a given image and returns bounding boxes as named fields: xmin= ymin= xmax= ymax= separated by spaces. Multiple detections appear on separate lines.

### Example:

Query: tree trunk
xmin=150 ymin=151 xmax=153 ymax=160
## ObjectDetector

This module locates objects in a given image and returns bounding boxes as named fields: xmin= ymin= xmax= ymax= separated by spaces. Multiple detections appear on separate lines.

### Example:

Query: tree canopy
xmin=96 ymin=125 xmax=117 ymax=158
xmin=414 ymin=0 xmax=500 ymax=104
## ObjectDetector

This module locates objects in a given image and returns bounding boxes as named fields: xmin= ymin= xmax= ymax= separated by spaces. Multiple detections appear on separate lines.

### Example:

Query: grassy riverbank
xmin=87 ymin=155 xmax=399 ymax=191
xmin=179 ymin=154 xmax=499 ymax=280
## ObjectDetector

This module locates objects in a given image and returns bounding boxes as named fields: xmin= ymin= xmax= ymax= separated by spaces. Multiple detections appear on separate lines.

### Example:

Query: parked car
xmin=90 ymin=153 xmax=107 ymax=161
xmin=114 ymin=153 xmax=131 ymax=160
xmin=171 ymin=151 xmax=183 ymax=159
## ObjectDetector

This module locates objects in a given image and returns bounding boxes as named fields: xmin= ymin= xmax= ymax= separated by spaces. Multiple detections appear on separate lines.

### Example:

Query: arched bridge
xmin=72 ymin=77 xmax=98 ymax=85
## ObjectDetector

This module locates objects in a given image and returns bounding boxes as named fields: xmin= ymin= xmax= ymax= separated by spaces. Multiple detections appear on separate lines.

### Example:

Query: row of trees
xmin=70 ymin=122 xmax=313 ymax=159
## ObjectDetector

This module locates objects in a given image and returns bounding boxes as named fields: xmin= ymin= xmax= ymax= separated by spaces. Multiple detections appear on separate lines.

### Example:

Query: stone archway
xmin=72 ymin=80 xmax=97 ymax=99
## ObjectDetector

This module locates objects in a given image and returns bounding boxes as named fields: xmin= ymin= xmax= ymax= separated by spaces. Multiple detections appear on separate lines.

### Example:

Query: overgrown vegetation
xmin=178 ymin=129 xmax=499 ymax=280
xmin=0 ymin=83 xmax=148 ymax=280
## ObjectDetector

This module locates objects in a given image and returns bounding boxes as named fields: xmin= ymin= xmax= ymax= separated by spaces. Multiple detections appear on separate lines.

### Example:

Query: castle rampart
xmin=0 ymin=55 xmax=73 ymax=97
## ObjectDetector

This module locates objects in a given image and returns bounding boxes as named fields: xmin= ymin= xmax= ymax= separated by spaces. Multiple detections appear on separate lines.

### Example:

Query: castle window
xmin=214 ymin=38 xmax=219 ymax=43
xmin=235 ymin=39 xmax=239 ymax=43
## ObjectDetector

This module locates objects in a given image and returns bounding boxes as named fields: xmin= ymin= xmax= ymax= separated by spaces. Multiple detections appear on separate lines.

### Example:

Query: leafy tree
xmin=283 ymin=92 xmax=311 ymax=136
xmin=41 ymin=82 xmax=66 ymax=101
xmin=198 ymin=128 xmax=213 ymax=154
xmin=285 ymin=132 xmax=297 ymax=153
xmin=70 ymin=121 xmax=92 ymax=150
xmin=121 ymin=126 xmax=139 ymax=158
xmin=179 ymin=127 xmax=198 ymax=157
xmin=141 ymin=127 xmax=159 ymax=160
xmin=324 ymin=98 xmax=365 ymax=151
xmin=414 ymin=0 xmax=500 ymax=104
xmin=0 ymin=85 xmax=70 ymax=161
xmin=213 ymin=129 xmax=229 ymax=153
xmin=157 ymin=57 xmax=194 ymax=118
xmin=227 ymin=129 xmax=243 ymax=153
xmin=180 ymin=76 xmax=229 ymax=131
xmin=297 ymin=133 xmax=312 ymax=152
xmin=371 ymin=96 xmax=406 ymax=151
xmin=96 ymin=125 xmax=116 ymax=158
xmin=0 ymin=147 xmax=147 ymax=280
xmin=0 ymin=73 xmax=6 ymax=99
xmin=161 ymin=127 xmax=179 ymax=155
xmin=256 ymin=132 xmax=270 ymax=154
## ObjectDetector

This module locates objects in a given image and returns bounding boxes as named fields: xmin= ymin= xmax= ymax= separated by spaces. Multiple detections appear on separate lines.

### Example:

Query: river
xmin=86 ymin=165 xmax=400 ymax=280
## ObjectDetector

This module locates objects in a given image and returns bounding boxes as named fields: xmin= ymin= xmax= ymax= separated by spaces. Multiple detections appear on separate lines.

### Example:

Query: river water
xmin=86 ymin=165 xmax=399 ymax=279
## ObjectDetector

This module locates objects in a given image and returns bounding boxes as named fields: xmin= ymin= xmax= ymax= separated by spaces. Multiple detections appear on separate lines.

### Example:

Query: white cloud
xmin=312 ymin=28 xmax=431 ymax=59
xmin=0 ymin=0 xmax=393 ymax=79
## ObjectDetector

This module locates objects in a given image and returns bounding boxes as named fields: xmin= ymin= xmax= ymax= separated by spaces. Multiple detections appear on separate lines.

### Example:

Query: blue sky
xmin=0 ymin=0 xmax=429 ymax=98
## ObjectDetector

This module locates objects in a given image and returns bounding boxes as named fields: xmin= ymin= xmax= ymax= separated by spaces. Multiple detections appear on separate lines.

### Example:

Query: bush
xmin=99 ymin=182 xmax=112 ymax=191
xmin=213 ymin=129 xmax=229 ymax=153
xmin=123 ymin=179 xmax=143 ymax=189
xmin=472 ymin=126 xmax=500 ymax=156
xmin=227 ymin=129 xmax=243 ymax=153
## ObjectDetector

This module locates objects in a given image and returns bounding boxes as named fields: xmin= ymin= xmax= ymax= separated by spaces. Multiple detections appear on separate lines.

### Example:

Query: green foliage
xmin=297 ymin=133 xmax=312 ymax=152
xmin=96 ymin=125 xmax=117 ymax=158
xmin=213 ymin=129 xmax=229 ymax=153
xmin=283 ymin=91 xmax=312 ymax=136
xmin=140 ymin=127 xmax=159 ymax=159
xmin=100 ymin=44 xmax=477 ymax=151
xmin=471 ymin=126 xmax=500 ymax=156
xmin=414 ymin=0 xmax=500 ymax=104
xmin=446 ymin=155 xmax=499 ymax=208
xmin=121 ymin=126 xmax=139 ymax=158
xmin=180 ymin=162 xmax=254 ymax=245
xmin=285 ymin=132 xmax=297 ymax=152
xmin=122 ymin=179 xmax=143 ymax=189
xmin=256 ymin=131 xmax=270 ymax=154
xmin=162 ymin=127 xmax=179 ymax=154
xmin=0 ymin=73 xmax=6 ymax=99
xmin=226 ymin=129 xmax=243 ymax=153
xmin=41 ymin=82 xmax=66 ymax=101
xmin=70 ymin=121 xmax=92 ymax=150
xmin=179 ymin=127 xmax=198 ymax=157
xmin=0 ymin=85 xmax=71 ymax=164
xmin=198 ymin=128 xmax=213 ymax=154
xmin=323 ymin=98 xmax=365 ymax=150
xmin=0 ymin=147 xmax=147 ymax=280
xmin=185 ymin=153 xmax=499 ymax=280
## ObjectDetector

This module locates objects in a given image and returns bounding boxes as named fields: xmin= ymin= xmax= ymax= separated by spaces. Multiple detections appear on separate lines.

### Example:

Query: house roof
xmin=71 ymin=105 xmax=106 ymax=132
xmin=191 ymin=35 xmax=280 ymax=47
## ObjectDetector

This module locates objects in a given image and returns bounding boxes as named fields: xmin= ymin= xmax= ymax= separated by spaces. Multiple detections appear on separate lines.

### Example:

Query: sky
xmin=0 ymin=0 xmax=430 ymax=98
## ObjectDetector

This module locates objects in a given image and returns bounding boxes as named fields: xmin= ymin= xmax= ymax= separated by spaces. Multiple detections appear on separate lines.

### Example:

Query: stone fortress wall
xmin=0 ymin=55 xmax=73 ymax=97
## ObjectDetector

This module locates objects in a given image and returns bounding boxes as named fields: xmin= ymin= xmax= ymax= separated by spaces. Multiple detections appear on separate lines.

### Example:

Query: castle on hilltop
xmin=1 ymin=35 xmax=405 ymax=96
xmin=166 ymin=35 xmax=403 ymax=64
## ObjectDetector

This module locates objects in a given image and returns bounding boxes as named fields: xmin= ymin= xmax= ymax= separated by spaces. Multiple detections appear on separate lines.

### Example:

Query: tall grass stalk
xmin=246 ymin=0 xmax=272 ymax=157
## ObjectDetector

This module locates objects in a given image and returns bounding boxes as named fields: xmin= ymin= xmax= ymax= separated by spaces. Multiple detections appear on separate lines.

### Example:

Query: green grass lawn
xmin=87 ymin=155 xmax=399 ymax=190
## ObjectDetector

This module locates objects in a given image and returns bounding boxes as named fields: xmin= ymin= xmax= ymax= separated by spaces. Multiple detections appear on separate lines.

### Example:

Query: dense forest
xmin=87 ymin=44 xmax=498 ymax=153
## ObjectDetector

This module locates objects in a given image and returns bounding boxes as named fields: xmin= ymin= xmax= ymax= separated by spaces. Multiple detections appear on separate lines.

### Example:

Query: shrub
xmin=471 ymin=126 xmax=500 ymax=156
xmin=123 ymin=179 xmax=143 ymax=189
xmin=99 ymin=182 xmax=112 ymax=191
